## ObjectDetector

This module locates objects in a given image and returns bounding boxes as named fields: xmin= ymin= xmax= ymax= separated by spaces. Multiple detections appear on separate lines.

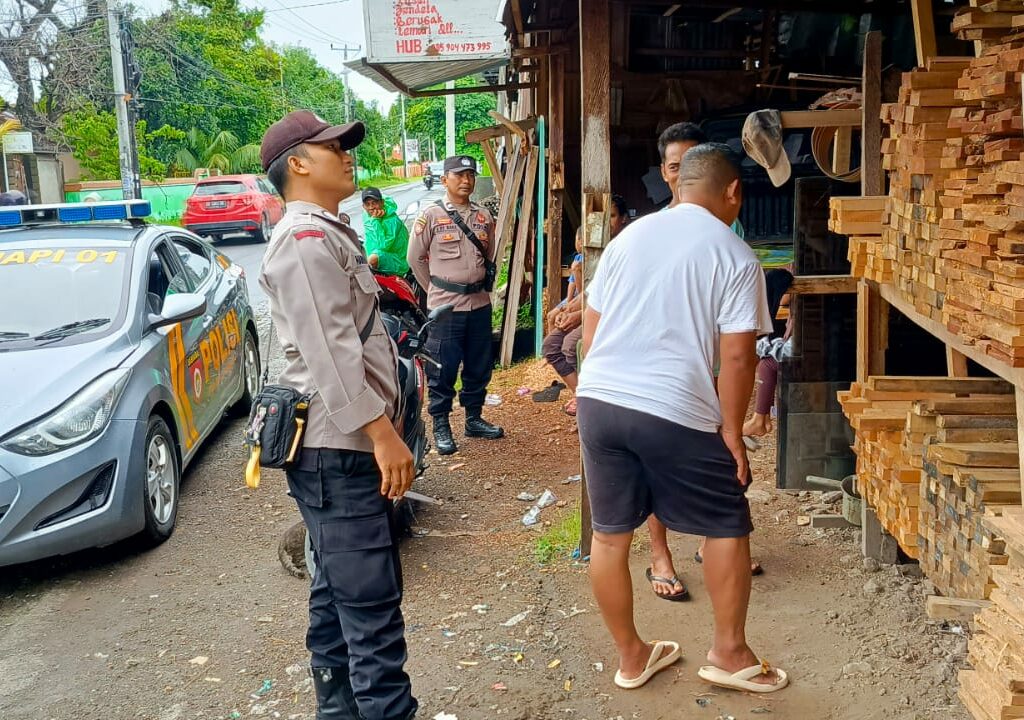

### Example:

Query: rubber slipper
xmin=743 ymin=436 xmax=761 ymax=451
xmin=694 ymin=551 xmax=764 ymax=576
xmin=697 ymin=660 xmax=789 ymax=693
xmin=613 ymin=640 xmax=682 ymax=689
xmin=645 ymin=567 xmax=689 ymax=602
xmin=532 ymin=381 xmax=565 ymax=403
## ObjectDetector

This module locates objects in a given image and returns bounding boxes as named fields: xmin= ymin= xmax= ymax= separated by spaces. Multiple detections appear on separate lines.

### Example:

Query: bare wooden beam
xmin=857 ymin=279 xmax=888 ymax=382
xmin=546 ymin=41 xmax=566 ymax=316
xmin=410 ymin=82 xmax=535 ymax=98
xmin=947 ymin=347 xmax=970 ymax=377
xmin=789 ymin=274 xmax=858 ymax=295
xmin=499 ymin=146 xmax=539 ymax=367
xmin=488 ymin=110 xmax=531 ymax=142
xmin=861 ymin=30 xmax=884 ymax=196
xmin=911 ymin=0 xmax=938 ymax=66
xmin=464 ymin=117 xmax=538 ymax=144
xmin=480 ymin=140 xmax=503 ymax=195
xmin=781 ymin=109 xmax=862 ymax=129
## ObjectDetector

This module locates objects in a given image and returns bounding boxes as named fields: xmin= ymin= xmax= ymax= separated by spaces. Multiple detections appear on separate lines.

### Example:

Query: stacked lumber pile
xmin=919 ymin=433 xmax=1021 ymax=599
xmin=959 ymin=506 xmax=1024 ymax=720
xmin=838 ymin=377 xmax=1016 ymax=566
xmin=880 ymin=58 xmax=969 ymax=322
xmin=952 ymin=1 xmax=1023 ymax=49
xmin=829 ymin=196 xmax=892 ymax=283
xmin=940 ymin=35 xmax=1024 ymax=368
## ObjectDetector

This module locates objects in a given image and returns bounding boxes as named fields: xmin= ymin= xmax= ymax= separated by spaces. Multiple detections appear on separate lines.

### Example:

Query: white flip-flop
xmin=613 ymin=640 xmax=682 ymax=689
xmin=698 ymin=660 xmax=789 ymax=693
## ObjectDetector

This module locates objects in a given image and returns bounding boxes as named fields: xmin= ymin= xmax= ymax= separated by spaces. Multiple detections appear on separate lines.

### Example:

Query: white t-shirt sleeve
xmin=717 ymin=260 xmax=774 ymax=335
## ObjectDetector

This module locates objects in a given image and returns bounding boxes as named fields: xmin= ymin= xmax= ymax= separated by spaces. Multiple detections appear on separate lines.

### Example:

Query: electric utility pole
xmin=331 ymin=43 xmax=361 ymax=172
xmin=107 ymin=5 xmax=140 ymax=199
xmin=445 ymin=80 xmax=456 ymax=157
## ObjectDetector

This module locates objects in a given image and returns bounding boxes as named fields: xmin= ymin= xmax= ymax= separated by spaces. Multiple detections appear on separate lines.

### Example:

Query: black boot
xmin=432 ymin=415 xmax=458 ymax=455
xmin=465 ymin=413 xmax=504 ymax=439
xmin=312 ymin=667 xmax=360 ymax=720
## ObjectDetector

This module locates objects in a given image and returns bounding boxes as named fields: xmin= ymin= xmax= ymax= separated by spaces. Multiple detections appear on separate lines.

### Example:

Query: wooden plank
xmin=480 ymin=140 xmax=503 ymax=195
xmin=948 ymin=347 xmax=971 ymax=377
xmin=857 ymin=280 xmax=889 ymax=383
xmin=911 ymin=0 xmax=938 ymax=66
xmin=499 ymin=146 xmax=539 ymax=367
xmin=862 ymin=31 xmax=885 ymax=196
xmin=869 ymin=377 xmax=1013 ymax=394
xmin=489 ymin=140 xmax=528 ymax=308
xmin=577 ymin=0 xmax=612 ymax=560
xmin=833 ymin=125 xmax=853 ymax=175
xmin=464 ymin=117 xmax=538 ymax=144
xmin=926 ymin=595 xmax=992 ymax=621
xmin=780 ymin=109 xmax=862 ymax=129
xmin=1017 ymin=387 xmax=1024 ymax=505
xmin=789 ymin=274 xmax=858 ymax=295
xmin=545 ymin=44 xmax=566 ymax=316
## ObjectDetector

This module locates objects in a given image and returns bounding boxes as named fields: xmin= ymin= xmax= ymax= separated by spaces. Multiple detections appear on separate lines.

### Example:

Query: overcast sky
xmin=1 ymin=0 xmax=398 ymax=112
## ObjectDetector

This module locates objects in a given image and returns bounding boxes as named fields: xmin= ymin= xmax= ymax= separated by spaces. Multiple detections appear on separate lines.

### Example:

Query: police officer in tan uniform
xmin=407 ymin=155 xmax=504 ymax=455
xmin=258 ymin=110 xmax=417 ymax=720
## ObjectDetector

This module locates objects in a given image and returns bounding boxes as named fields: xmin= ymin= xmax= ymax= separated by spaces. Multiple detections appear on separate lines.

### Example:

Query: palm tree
xmin=174 ymin=128 xmax=261 ymax=175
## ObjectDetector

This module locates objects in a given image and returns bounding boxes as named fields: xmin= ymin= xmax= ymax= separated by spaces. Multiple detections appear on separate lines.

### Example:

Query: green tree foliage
xmin=173 ymin=128 xmax=261 ymax=175
xmin=397 ymin=76 xmax=498 ymax=166
xmin=59 ymin=105 xmax=184 ymax=182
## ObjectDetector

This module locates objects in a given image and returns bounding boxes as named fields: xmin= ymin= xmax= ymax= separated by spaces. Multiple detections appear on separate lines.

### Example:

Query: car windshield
xmin=194 ymin=181 xmax=247 ymax=196
xmin=0 ymin=245 xmax=130 ymax=345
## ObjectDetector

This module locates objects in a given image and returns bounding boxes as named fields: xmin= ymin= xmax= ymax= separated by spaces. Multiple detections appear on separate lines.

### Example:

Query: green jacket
xmin=363 ymin=196 xmax=410 ymax=275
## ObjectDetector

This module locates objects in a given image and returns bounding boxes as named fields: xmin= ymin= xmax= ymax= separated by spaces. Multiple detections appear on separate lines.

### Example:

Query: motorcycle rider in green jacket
xmin=361 ymin=186 xmax=410 ymax=276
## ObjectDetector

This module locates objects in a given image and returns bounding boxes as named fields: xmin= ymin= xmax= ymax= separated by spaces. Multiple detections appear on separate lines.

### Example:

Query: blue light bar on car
xmin=0 ymin=200 xmax=151 ymax=229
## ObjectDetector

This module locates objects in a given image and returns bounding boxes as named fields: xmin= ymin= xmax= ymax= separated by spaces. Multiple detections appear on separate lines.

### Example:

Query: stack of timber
xmin=838 ymin=377 xmax=1016 ymax=565
xmin=919 ymin=434 xmax=1021 ymax=599
xmin=880 ymin=58 xmax=970 ymax=322
xmin=959 ymin=506 xmax=1024 ymax=720
xmin=952 ymin=1 xmax=1023 ymax=50
xmin=828 ymin=196 xmax=892 ymax=283
xmin=940 ymin=34 xmax=1024 ymax=368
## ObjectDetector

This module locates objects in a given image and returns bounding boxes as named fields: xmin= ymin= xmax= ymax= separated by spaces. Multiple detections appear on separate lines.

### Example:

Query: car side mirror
xmin=149 ymin=292 xmax=207 ymax=329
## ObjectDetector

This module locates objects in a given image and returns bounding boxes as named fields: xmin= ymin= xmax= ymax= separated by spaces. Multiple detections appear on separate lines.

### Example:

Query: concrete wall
xmin=65 ymin=179 xmax=197 ymax=223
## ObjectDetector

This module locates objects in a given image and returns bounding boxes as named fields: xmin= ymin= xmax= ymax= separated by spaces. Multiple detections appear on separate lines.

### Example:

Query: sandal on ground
xmin=645 ymin=567 xmax=689 ymax=602
xmin=532 ymin=381 xmax=566 ymax=403
xmin=563 ymin=398 xmax=577 ymax=416
xmin=694 ymin=550 xmax=764 ymax=576
xmin=697 ymin=660 xmax=789 ymax=694
xmin=613 ymin=640 xmax=682 ymax=690
xmin=742 ymin=435 xmax=761 ymax=451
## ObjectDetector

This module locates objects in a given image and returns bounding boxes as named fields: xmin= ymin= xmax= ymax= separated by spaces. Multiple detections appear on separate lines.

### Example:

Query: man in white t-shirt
xmin=576 ymin=144 xmax=789 ymax=694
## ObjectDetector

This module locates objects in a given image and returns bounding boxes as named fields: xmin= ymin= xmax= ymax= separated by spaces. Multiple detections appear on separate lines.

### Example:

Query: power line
xmin=262 ymin=0 xmax=351 ymax=13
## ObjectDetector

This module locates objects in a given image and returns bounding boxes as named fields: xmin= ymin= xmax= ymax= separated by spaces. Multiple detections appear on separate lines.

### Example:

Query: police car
xmin=0 ymin=200 xmax=260 ymax=567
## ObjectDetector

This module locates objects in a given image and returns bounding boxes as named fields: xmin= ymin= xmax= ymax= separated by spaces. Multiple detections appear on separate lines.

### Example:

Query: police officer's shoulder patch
xmin=293 ymin=225 xmax=326 ymax=241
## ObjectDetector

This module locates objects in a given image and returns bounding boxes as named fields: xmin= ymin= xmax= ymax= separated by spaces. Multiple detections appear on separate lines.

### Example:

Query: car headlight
xmin=1 ymin=369 xmax=131 ymax=456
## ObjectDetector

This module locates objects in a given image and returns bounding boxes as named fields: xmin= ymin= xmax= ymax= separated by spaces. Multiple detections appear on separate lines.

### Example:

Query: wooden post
xmin=910 ymin=0 xmax=937 ymax=67
xmin=1016 ymin=388 xmax=1024 ymax=504
xmin=861 ymin=31 xmax=885 ymax=196
xmin=577 ymin=0 xmax=612 ymax=559
xmin=947 ymin=347 xmax=969 ymax=377
xmin=856 ymin=31 xmax=889 ymax=384
xmin=546 ymin=41 xmax=566 ymax=317
xmin=832 ymin=126 xmax=852 ymax=175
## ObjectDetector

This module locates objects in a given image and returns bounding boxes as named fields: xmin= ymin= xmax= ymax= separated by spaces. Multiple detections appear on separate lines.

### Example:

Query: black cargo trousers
xmin=286 ymin=448 xmax=417 ymax=720
xmin=424 ymin=304 xmax=494 ymax=418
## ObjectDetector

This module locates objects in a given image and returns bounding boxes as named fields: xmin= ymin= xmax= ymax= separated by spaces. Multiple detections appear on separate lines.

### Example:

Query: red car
xmin=182 ymin=174 xmax=284 ymax=243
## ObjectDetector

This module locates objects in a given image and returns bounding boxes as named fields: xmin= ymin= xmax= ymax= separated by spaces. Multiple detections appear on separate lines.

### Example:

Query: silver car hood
xmin=0 ymin=335 xmax=134 ymax=436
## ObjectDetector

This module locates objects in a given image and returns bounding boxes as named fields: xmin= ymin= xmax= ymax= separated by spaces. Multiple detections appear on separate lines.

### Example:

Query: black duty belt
xmin=430 ymin=275 xmax=486 ymax=295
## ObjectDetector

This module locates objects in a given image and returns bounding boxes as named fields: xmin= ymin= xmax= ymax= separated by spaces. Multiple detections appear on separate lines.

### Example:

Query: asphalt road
xmin=216 ymin=180 xmax=442 ymax=304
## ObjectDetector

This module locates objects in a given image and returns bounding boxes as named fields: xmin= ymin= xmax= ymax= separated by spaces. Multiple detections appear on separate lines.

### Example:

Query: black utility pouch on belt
xmin=435 ymin=199 xmax=496 ymax=292
xmin=246 ymin=386 xmax=311 ymax=468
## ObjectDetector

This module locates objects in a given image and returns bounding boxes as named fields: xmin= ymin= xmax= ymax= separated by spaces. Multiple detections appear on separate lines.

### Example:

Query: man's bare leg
xmin=701 ymin=535 xmax=780 ymax=686
xmin=647 ymin=516 xmax=685 ymax=596
xmin=591 ymin=529 xmax=652 ymax=678
xmin=697 ymin=536 xmax=762 ymax=575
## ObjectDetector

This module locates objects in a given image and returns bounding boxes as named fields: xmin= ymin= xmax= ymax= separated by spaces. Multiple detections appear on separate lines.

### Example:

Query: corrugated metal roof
xmin=346 ymin=56 xmax=509 ymax=95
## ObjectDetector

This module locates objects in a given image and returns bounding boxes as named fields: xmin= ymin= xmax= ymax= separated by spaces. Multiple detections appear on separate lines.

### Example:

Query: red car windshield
xmin=194 ymin=181 xmax=248 ymax=197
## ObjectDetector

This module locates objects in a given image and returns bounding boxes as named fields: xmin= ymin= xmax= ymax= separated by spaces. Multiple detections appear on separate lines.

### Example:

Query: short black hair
xmin=266 ymin=144 xmax=310 ymax=197
xmin=657 ymin=122 xmax=708 ymax=161
xmin=677 ymin=142 xmax=742 ymax=190
xmin=611 ymin=194 xmax=628 ymax=217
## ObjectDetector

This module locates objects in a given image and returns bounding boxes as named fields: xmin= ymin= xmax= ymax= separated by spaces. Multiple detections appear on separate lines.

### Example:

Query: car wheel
xmin=140 ymin=416 xmax=179 ymax=544
xmin=254 ymin=214 xmax=271 ymax=243
xmin=231 ymin=329 xmax=262 ymax=416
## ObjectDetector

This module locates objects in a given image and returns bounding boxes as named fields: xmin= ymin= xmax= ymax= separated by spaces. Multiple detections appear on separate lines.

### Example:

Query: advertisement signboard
xmin=364 ymin=1 xmax=508 ymax=63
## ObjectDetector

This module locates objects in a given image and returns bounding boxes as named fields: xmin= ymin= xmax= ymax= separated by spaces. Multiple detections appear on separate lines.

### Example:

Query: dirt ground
xmin=0 ymin=356 xmax=972 ymax=720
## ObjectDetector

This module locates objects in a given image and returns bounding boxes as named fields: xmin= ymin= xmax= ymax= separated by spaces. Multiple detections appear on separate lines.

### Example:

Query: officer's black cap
xmin=361 ymin=187 xmax=383 ymax=203
xmin=443 ymin=155 xmax=477 ymax=174
xmin=261 ymin=110 xmax=365 ymax=171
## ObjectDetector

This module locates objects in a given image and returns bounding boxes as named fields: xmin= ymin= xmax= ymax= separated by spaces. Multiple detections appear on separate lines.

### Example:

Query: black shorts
xmin=577 ymin=397 xmax=754 ymax=538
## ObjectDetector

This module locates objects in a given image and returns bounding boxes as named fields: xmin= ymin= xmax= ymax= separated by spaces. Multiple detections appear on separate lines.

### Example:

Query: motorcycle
xmin=422 ymin=174 xmax=434 ymax=190
xmin=303 ymin=291 xmax=453 ymax=576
